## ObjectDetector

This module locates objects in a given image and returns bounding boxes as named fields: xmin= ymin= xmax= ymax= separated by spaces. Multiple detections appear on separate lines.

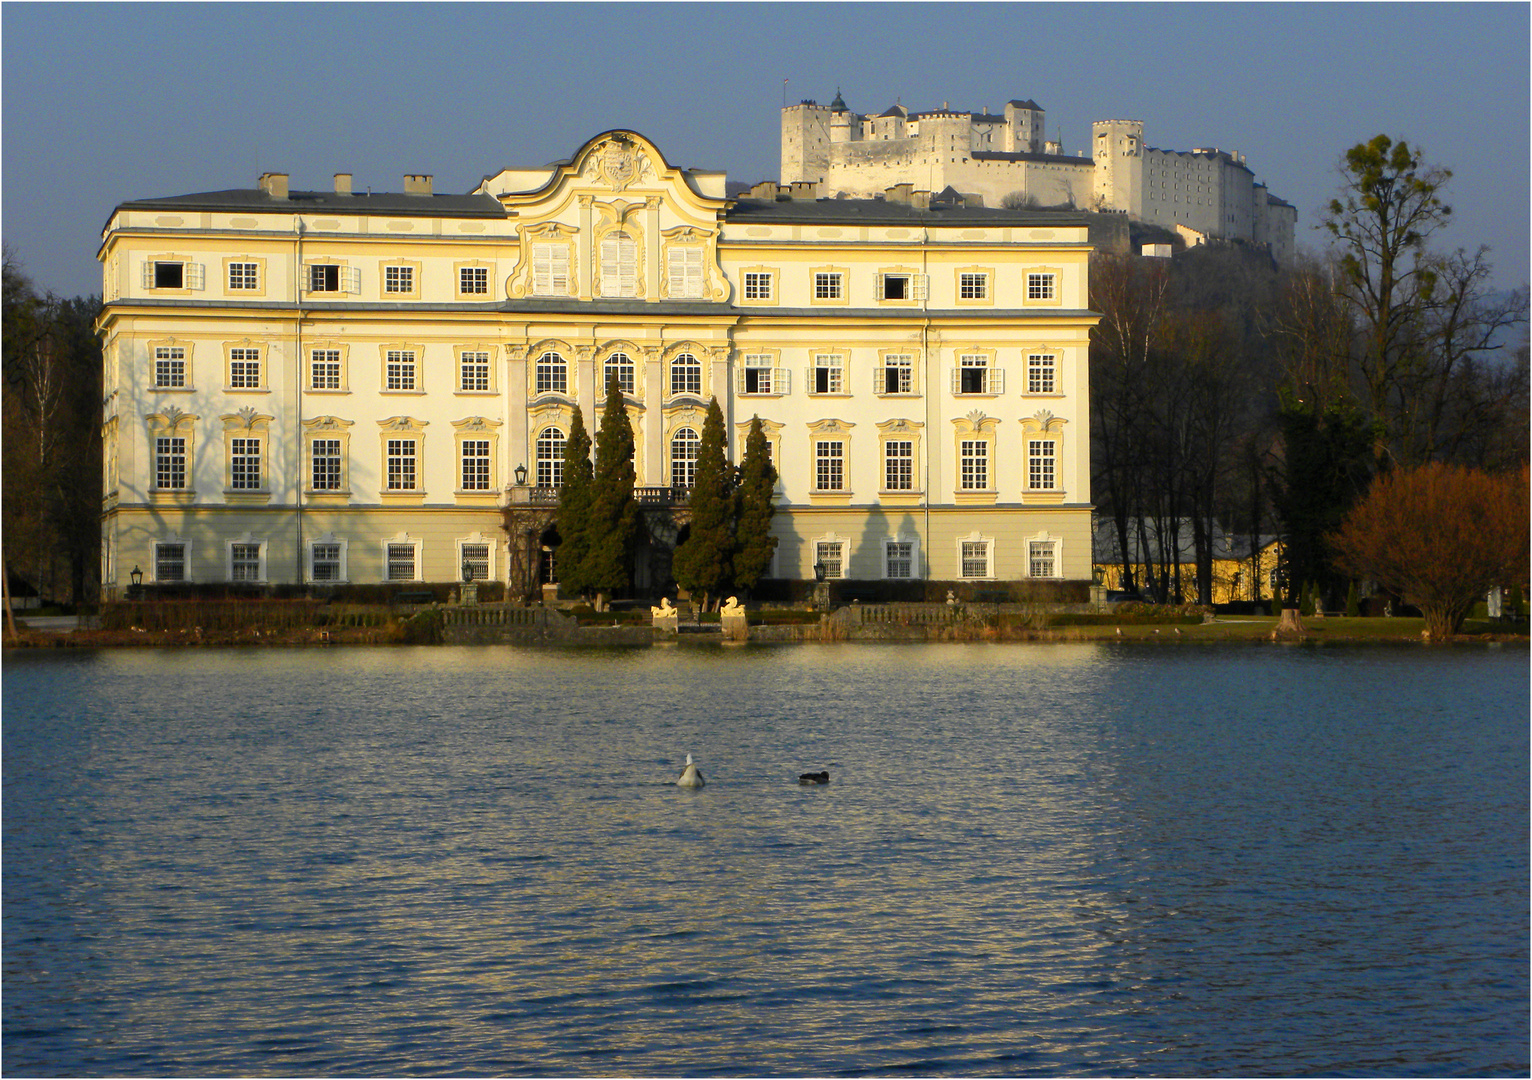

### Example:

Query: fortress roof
xmin=972 ymin=150 xmax=1092 ymax=167
xmin=1007 ymin=99 xmax=1043 ymax=111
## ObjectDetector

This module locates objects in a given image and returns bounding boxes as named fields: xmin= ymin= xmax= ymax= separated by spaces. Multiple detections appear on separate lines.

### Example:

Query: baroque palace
xmin=98 ymin=130 xmax=1098 ymax=597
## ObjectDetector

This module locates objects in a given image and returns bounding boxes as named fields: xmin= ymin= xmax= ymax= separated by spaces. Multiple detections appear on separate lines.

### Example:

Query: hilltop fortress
xmin=783 ymin=92 xmax=1295 ymax=264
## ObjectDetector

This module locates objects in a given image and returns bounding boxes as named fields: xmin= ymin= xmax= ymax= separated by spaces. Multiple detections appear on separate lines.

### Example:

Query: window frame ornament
xmin=951 ymin=410 xmax=998 ymax=504
xmin=875 ymin=417 xmax=923 ymax=502
xmin=452 ymin=416 xmax=502 ymax=503
xmin=955 ymin=267 xmax=993 ymax=305
xmin=669 ymin=426 xmax=700 ymax=488
xmin=226 ymin=533 xmax=267 ymax=584
xmin=382 ymin=533 xmax=421 ymax=583
xmin=1026 ymin=351 xmax=1059 ymax=396
xmin=534 ymin=423 xmax=567 ymax=489
xmin=146 ymin=406 xmax=198 ymax=502
xmin=220 ymin=407 xmax=274 ymax=503
xmin=1026 ymin=531 xmax=1062 ymax=579
xmin=813 ymin=534 xmax=848 ymax=580
xmin=152 ymin=532 xmax=193 ymax=583
xmin=378 ymin=416 xmax=429 ymax=503
xmin=303 ymin=416 xmax=354 ymax=502
xmin=958 ymin=534 xmax=994 ymax=580
xmin=1019 ymin=410 xmax=1068 ymax=503
xmin=308 ymin=532 xmax=349 ymax=584
xmin=806 ymin=417 xmax=855 ymax=504
xmin=308 ymin=341 xmax=349 ymax=393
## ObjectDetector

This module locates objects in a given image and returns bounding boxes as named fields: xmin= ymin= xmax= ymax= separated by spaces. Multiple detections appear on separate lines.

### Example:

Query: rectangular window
xmin=153 ymin=261 xmax=184 ymax=289
xmin=231 ymin=438 xmax=262 ymax=490
xmin=1027 ymin=273 xmax=1056 ymax=300
xmin=311 ymin=438 xmax=341 ymax=491
xmin=960 ymin=439 xmax=988 ymax=490
xmin=742 ymin=354 xmax=775 ymax=395
xmin=884 ymin=440 xmax=913 ymax=490
xmin=1028 ymin=439 xmax=1056 ymax=490
xmin=154 ymin=347 xmax=186 ymax=388
xmin=882 ymin=274 xmax=908 ymax=300
xmin=459 ymin=266 xmax=489 ymax=294
xmin=311 ymin=349 xmax=342 ymax=390
xmin=958 ymin=354 xmax=989 ymax=395
xmin=229 ymin=348 xmax=260 ymax=388
xmin=814 ymin=272 xmax=843 ymax=300
xmin=384 ymin=265 xmax=414 ymax=294
xmin=155 ymin=542 xmax=186 ymax=582
xmin=228 ymin=262 xmax=258 ymax=290
xmin=460 ymin=351 xmax=490 ymax=392
xmin=814 ymin=440 xmax=844 ymax=491
xmin=312 ymin=543 xmax=341 ymax=582
xmin=386 ymin=350 xmax=416 ymax=391
xmin=155 ymin=436 xmax=186 ymax=489
xmin=1029 ymin=541 xmax=1056 ymax=578
xmin=886 ymin=541 xmax=913 ymax=579
xmin=387 ymin=543 xmax=416 ymax=582
xmin=668 ymin=247 xmax=704 ymax=299
xmin=1027 ymin=354 xmax=1056 ymax=395
xmin=815 ymin=541 xmax=844 ymax=580
xmin=461 ymin=543 xmax=490 ymax=582
xmin=387 ymin=439 xmax=417 ymax=491
xmin=231 ymin=543 xmax=261 ymax=582
xmin=881 ymin=354 xmax=913 ymax=395
xmin=532 ymin=243 xmax=570 ymax=296
xmin=461 ymin=440 xmax=490 ymax=490
xmin=743 ymin=272 xmax=772 ymax=300
xmin=812 ymin=354 xmax=843 ymax=395
xmin=309 ymin=264 xmax=340 ymax=292
xmin=959 ymin=272 xmax=988 ymax=300
xmin=961 ymin=541 xmax=990 ymax=579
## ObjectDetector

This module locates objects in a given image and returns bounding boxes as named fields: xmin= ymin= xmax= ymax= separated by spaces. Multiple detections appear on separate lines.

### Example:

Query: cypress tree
xmin=585 ymin=374 xmax=639 ymax=607
xmin=672 ymin=397 xmax=734 ymax=609
xmin=555 ymin=405 xmax=594 ymax=598
xmin=732 ymin=415 xmax=778 ymax=594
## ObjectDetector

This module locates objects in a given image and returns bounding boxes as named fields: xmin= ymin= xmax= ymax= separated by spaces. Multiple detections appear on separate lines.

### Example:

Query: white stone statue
xmin=650 ymin=596 xmax=676 ymax=618
xmin=721 ymin=596 xmax=743 ymax=616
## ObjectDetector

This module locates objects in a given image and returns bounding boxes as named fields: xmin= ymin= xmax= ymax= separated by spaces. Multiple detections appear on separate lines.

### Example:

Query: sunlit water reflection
xmin=4 ymin=644 xmax=1527 ymax=1076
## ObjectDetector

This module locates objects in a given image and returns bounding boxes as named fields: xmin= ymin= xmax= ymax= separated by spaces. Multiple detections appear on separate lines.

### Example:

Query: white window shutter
xmin=875 ymin=273 xmax=885 ymax=298
xmin=141 ymin=261 xmax=155 ymax=289
xmin=735 ymin=368 xmax=746 ymax=394
xmin=992 ymin=368 xmax=1005 ymax=394
xmin=950 ymin=368 xmax=961 ymax=394
xmin=600 ymin=237 xmax=618 ymax=296
xmin=775 ymin=368 xmax=789 ymax=395
xmin=186 ymin=263 xmax=205 ymax=290
xmin=344 ymin=266 xmax=361 ymax=294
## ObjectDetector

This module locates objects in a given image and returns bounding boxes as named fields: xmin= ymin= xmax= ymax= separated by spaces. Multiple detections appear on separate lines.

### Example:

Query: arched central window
xmin=670 ymin=352 xmax=702 ymax=396
xmin=536 ymin=427 xmax=566 ymax=488
xmin=671 ymin=427 xmax=699 ymax=488
xmin=600 ymin=231 xmax=637 ymax=297
xmin=603 ymin=351 xmax=635 ymax=395
xmin=535 ymin=351 xmax=567 ymax=395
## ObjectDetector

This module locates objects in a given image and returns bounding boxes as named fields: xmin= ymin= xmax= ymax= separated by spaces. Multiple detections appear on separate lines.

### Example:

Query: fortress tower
xmin=1092 ymin=120 xmax=1143 ymax=217
xmin=781 ymin=99 xmax=834 ymax=186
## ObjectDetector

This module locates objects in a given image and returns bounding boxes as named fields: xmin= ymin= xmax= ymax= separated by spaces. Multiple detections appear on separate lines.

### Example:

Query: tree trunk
xmin=1273 ymin=607 xmax=1306 ymax=639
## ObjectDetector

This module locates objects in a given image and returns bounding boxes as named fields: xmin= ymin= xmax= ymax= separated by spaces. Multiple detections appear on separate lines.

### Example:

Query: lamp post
xmin=813 ymin=560 xmax=829 ymax=612
xmin=128 ymin=565 xmax=144 ymax=600
xmin=461 ymin=558 xmax=478 ymax=606
xmin=514 ymin=462 xmax=528 ymax=487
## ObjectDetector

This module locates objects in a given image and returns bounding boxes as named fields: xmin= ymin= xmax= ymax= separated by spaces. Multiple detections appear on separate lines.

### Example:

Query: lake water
xmin=3 ymin=643 xmax=1527 ymax=1077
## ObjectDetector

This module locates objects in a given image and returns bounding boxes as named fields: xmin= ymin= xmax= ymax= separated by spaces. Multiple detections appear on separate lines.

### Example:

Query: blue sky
xmin=3 ymin=2 xmax=1527 ymax=297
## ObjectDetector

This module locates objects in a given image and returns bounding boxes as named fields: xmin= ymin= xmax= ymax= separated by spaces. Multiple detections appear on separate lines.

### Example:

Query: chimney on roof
xmin=258 ymin=172 xmax=289 ymax=200
xmin=403 ymin=174 xmax=433 ymax=196
xmin=334 ymin=173 xmax=353 ymax=195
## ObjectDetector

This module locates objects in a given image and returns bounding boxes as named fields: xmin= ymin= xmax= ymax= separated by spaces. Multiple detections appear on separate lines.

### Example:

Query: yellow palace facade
xmin=98 ymin=131 xmax=1098 ymax=595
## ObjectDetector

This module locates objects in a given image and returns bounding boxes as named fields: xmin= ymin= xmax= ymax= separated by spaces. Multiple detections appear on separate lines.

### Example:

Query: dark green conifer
xmin=585 ymin=374 xmax=639 ymax=606
xmin=555 ymin=406 xmax=594 ymax=597
xmin=672 ymin=397 xmax=734 ymax=609
xmin=732 ymin=415 xmax=778 ymax=594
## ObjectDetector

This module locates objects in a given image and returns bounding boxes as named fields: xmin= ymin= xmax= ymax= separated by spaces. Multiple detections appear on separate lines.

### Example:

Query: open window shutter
xmin=776 ymin=368 xmax=790 ymax=394
xmin=950 ymin=368 xmax=961 ymax=394
xmin=912 ymin=274 xmax=929 ymax=301
xmin=735 ymin=367 xmax=746 ymax=394
xmin=343 ymin=266 xmax=361 ymax=294
xmin=186 ymin=263 xmax=205 ymax=290
xmin=141 ymin=262 xmax=155 ymax=289
xmin=992 ymin=367 xmax=1005 ymax=394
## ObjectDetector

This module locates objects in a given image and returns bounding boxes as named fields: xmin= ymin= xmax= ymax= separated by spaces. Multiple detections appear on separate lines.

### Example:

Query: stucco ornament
xmin=595 ymin=137 xmax=652 ymax=192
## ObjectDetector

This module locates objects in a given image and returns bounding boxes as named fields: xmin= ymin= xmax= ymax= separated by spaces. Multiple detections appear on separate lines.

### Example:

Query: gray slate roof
xmin=724 ymin=198 xmax=1093 ymax=228
xmin=113 ymin=187 xmax=508 ymax=219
